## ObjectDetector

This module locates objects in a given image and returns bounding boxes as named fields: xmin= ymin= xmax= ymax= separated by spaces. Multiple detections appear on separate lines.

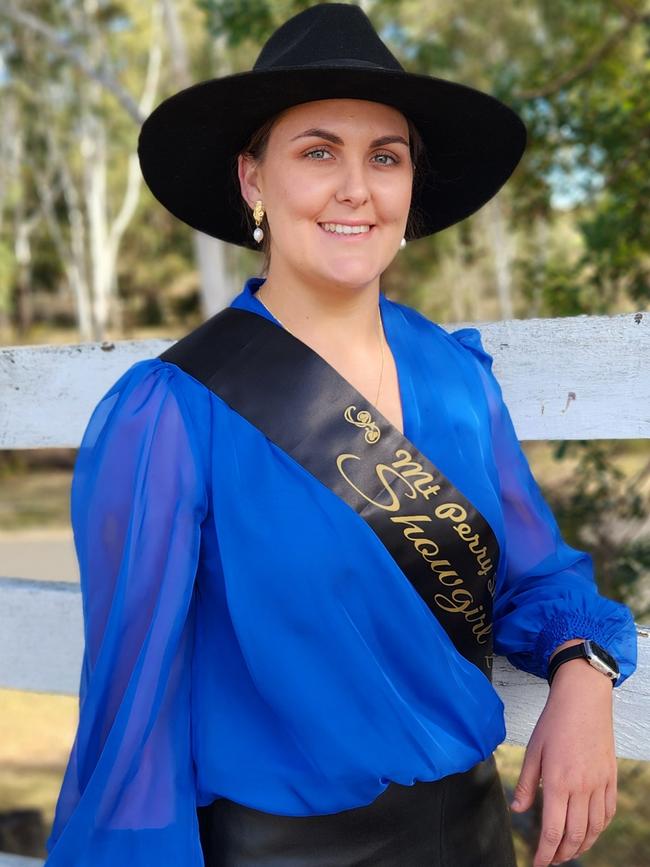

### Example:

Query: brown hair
xmin=236 ymin=109 xmax=430 ymax=275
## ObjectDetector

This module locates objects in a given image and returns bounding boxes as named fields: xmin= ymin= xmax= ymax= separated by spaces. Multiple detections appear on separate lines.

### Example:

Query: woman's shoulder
xmin=82 ymin=355 xmax=212 ymax=459
xmin=384 ymin=294 xmax=495 ymax=372
xmin=102 ymin=355 xmax=212 ymax=414
xmin=74 ymin=355 xmax=212 ymax=514
xmin=445 ymin=325 xmax=496 ymax=373
xmin=109 ymin=354 xmax=203 ymax=392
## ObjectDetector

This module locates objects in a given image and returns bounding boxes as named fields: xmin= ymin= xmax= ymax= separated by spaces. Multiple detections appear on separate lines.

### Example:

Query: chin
xmin=311 ymin=259 xmax=382 ymax=288
xmin=323 ymin=271 xmax=379 ymax=292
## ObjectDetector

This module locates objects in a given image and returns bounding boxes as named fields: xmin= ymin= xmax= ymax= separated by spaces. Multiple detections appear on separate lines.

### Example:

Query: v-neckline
xmin=239 ymin=276 xmax=416 ymax=443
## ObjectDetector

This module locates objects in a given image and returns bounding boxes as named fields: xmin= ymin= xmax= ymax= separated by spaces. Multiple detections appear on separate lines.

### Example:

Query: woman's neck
xmin=254 ymin=271 xmax=383 ymax=352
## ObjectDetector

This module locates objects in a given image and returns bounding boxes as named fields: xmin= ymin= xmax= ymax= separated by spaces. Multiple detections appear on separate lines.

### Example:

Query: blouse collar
xmin=230 ymin=275 xmax=419 ymax=445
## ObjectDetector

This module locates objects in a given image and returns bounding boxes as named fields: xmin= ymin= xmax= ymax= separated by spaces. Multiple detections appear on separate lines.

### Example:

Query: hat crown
xmin=253 ymin=3 xmax=404 ymax=72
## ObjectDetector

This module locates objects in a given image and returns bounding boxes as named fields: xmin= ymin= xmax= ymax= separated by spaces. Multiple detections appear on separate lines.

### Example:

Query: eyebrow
xmin=289 ymin=127 xmax=409 ymax=148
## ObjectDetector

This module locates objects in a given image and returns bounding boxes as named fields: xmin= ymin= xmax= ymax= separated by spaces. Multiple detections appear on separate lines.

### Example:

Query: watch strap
xmin=547 ymin=639 xmax=620 ymax=687
xmin=547 ymin=643 xmax=588 ymax=687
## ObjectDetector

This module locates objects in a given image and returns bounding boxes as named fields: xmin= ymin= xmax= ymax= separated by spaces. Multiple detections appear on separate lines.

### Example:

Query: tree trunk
xmin=161 ymin=0 xmax=236 ymax=316
xmin=483 ymin=195 xmax=515 ymax=320
xmin=14 ymin=213 xmax=34 ymax=336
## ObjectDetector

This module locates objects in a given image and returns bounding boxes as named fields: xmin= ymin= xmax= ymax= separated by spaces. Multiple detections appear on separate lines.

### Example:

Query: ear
xmin=237 ymin=153 xmax=263 ymax=210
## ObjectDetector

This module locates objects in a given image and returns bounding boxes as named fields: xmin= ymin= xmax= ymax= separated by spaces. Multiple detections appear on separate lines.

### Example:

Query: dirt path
xmin=0 ymin=529 xmax=78 ymax=583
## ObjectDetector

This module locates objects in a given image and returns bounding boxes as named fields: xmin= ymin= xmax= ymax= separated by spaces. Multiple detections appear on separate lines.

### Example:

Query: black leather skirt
xmin=196 ymin=753 xmax=518 ymax=866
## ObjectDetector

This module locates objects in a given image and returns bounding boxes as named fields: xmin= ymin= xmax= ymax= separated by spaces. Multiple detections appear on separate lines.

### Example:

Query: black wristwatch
xmin=547 ymin=639 xmax=620 ymax=687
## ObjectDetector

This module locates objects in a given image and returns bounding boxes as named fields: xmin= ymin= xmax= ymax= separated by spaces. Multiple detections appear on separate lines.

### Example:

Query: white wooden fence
xmin=1 ymin=310 xmax=649 ymax=866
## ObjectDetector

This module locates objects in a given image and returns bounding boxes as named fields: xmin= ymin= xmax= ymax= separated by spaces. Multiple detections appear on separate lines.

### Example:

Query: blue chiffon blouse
xmin=45 ymin=275 xmax=638 ymax=865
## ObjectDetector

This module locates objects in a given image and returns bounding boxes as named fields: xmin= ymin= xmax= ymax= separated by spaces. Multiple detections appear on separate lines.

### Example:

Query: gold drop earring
xmin=252 ymin=200 xmax=265 ymax=243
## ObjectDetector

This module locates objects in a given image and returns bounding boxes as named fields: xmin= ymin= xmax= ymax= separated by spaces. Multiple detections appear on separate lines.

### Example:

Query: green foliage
xmin=517 ymin=254 xmax=583 ymax=317
xmin=549 ymin=439 xmax=650 ymax=618
xmin=2 ymin=0 xmax=648 ymax=326
xmin=0 ymin=239 xmax=16 ymax=316
xmin=197 ymin=0 xmax=276 ymax=45
xmin=197 ymin=0 xmax=315 ymax=49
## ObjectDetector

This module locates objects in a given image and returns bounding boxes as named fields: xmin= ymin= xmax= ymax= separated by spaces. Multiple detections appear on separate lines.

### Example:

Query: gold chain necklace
xmin=256 ymin=289 xmax=385 ymax=406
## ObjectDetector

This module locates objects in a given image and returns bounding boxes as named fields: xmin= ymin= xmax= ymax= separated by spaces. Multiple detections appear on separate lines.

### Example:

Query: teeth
xmin=321 ymin=223 xmax=371 ymax=235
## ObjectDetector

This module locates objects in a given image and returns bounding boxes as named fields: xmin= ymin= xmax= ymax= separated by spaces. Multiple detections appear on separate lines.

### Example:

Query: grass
xmin=0 ymin=688 xmax=77 ymax=858
xmin=0 ymin=468 xmax=74 ymax=532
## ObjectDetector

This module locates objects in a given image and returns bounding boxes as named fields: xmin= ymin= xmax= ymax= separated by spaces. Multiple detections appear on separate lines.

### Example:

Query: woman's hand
xmin=509 ymin=656 xmax=617 ymax=866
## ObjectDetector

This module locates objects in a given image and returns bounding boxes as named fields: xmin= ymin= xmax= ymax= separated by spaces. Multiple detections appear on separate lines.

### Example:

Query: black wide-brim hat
xmin=137 ymin=3 xmax=527 ymax=251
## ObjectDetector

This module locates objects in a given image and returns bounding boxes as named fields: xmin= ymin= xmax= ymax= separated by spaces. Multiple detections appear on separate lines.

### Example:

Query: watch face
xmin=586 ymin=640 xmax=620 ymax=676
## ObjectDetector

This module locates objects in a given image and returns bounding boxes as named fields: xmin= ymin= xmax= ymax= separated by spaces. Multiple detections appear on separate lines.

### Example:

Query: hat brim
xmin=137 ymin=65 xmax=527 ymax=250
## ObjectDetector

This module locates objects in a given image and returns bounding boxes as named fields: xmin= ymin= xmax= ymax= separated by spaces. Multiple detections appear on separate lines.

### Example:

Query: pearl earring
xmin=400 ymin=237 xmax=406 ymax=249
xmin=252 ymin=200 xmax=265 ymax=243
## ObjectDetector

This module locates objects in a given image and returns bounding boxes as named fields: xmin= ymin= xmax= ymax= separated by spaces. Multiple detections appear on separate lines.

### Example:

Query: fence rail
xmin=1 ymin=312 xmax=649 ymax=449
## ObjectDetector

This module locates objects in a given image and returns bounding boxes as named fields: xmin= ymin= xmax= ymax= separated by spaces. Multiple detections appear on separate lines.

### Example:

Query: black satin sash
xmin=159 ymin=307 xmax=500 ymax=680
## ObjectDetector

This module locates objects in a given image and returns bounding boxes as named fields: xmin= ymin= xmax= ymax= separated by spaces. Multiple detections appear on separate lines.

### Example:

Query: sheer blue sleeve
xmin=450 ymin=327 xmax=638 ymax=687
xmin=45 ymin=358 xmax=208 ymax=865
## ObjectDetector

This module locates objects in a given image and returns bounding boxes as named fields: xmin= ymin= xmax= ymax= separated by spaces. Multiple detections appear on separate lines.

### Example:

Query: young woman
xmin=45 ymin=5 xmax=637 ymax=866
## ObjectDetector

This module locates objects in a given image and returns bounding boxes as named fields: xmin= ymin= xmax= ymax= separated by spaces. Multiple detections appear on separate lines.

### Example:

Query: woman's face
xmin=238 ymin=98 xmax=413 ymax=294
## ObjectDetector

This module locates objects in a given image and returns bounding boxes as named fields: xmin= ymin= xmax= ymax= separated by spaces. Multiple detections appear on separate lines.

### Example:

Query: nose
xmin=334 ymin=160 xmax=371 ymax=208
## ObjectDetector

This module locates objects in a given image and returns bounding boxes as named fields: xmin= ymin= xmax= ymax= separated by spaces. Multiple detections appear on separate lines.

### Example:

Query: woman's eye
xmin=373 ymin=152 xmax=398 ymax=166
xmin=305 ymin=148 xmax=333 ymax=160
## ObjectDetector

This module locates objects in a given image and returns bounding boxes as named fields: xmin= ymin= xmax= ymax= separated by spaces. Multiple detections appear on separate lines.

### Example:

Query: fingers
xmin=532 ymin=783 xmax=568 ymax=867
xmin=574 ymin=761 xmax=617 ymax=858
xmin=573 ymin=789 xmax=606 ymax=859
xmin=605 ymin=766 xmax=618 ymax=827
xmin=511 ymin=743 xmax=542 ymax=812
xmin=549 ymin=791 xmax=590 ymax=864
xmin=534 ymin=775 xmax=616 ymax=865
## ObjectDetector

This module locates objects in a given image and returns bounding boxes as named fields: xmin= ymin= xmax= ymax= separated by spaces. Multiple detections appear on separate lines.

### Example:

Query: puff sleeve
xmin=45 ymin=358 xmax=208 ymax=865
xmin=450 ymin=327 xmax=638 ymax=687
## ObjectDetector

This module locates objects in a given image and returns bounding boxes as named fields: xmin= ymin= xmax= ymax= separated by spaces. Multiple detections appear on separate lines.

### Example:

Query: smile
xmin=318 ymin=222 xmax=375 ymax=239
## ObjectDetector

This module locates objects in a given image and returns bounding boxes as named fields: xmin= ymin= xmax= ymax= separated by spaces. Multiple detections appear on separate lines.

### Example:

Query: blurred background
xmin=0 ymin=1 xmax=649 ymax=864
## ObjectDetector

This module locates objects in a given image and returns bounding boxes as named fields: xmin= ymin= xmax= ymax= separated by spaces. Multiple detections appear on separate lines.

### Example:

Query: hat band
xmin=254 ymin=57 xmax=404 ymax=72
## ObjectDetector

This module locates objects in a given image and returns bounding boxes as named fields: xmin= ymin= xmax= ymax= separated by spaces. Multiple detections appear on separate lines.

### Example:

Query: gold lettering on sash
xmin=336 ymin=453 xmax=402 ymax=511
xmin=433 ymin=588 xmax=493 ymax=643
xmin=391 ymin=449 xmax=442 ymax=498
xmin=343 ymin=406 xmax=381 ymax=443
xmin=433 ymin=504 xmax=495 ymax=578
xmin=338 ymin=404 xmax=498 ymax=655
